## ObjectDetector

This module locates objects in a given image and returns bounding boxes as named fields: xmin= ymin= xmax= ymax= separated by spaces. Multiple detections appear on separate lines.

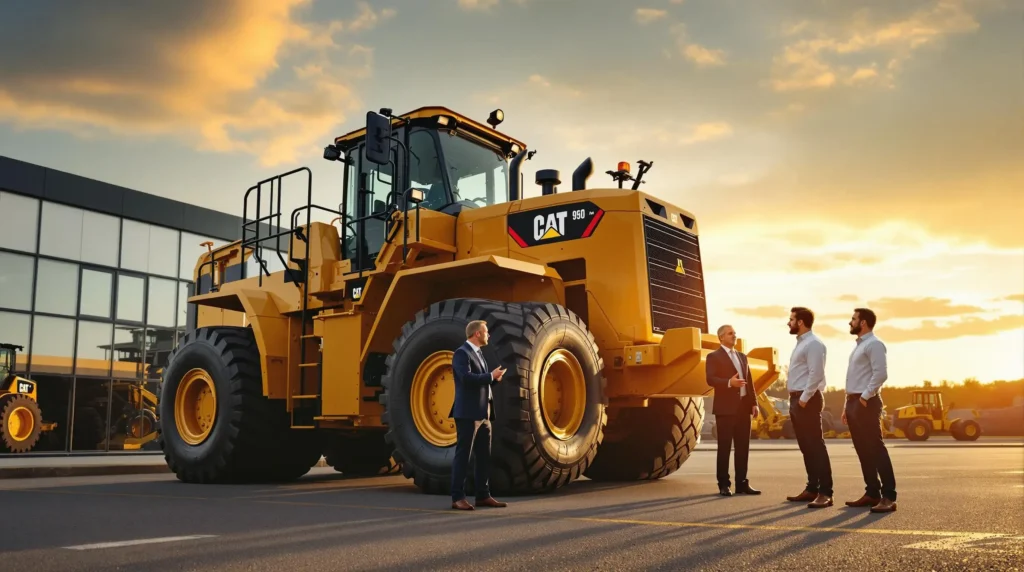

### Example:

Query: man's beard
xmin=789 ymin=325 xmax=798 ymax=335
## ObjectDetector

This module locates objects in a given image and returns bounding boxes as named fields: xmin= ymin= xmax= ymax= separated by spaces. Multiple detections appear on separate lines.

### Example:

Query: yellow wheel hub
xmin=539 ymin=349 xmax=587 ymax=440
xmin=175 ymin=369 xmax=217 ymax=445
xmin=129 ymin=415 xmax=153 ymax=438
xmin=411 ymin=351 xmax=457 ymax=447
xmin=7 ymin=406 xmax=34 ymax=442
xmin=965 ymin=424 xmax=976 ymax=436
xmin=915 ymin=424 xmax=925 ymax=436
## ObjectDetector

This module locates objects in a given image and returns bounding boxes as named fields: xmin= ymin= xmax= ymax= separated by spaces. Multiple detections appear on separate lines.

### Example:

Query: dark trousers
xmin=450 ymin=418 xmax=492 ymax=502
xmin=846 ymin=395 xmax=897 ymax=501
xmin=715 ymin=412 xmax=752 ymax=488
xmin=790 ymin=391 xmax=833 ymax=496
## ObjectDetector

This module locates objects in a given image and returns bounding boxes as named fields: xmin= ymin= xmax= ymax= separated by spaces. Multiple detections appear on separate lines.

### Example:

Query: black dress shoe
xmin=736 ymin=483 xmax=761 ymax=495
xmin=719 ymin=486 xmax=733 ymax=496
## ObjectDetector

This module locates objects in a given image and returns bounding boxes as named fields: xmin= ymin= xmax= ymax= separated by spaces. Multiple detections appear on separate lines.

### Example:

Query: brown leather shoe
xmin=870 ymin=498 xmax=897 ymax=513
xmin=451 ymin=499 xmax=474 ymax=510
xmin=807 ymin=494 xmax=833 ymax=508
xmin=845 ymin=494 xmax=881 ymax=508
xmin=787 ymin=490 xmax=817 ymax=502
xmin=475 ymin=496 xmax=507 ymax=508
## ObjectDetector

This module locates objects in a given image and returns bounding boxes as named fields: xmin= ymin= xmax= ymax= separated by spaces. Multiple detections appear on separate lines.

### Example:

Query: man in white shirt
xmin=784 ymin=306 xmax=834 ymax=508
xmin=843 ymin=307 xmax=897 ymax=513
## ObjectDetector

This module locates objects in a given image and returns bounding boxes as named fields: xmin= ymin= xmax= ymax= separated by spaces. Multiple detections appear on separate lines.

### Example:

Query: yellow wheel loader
xmin=890 ymin=390 xmax=981 ymax=441
xmin=158 ymin=105 xmax=780 ymax=493
xmin=0 ymin=343 xmax=58 ymax=453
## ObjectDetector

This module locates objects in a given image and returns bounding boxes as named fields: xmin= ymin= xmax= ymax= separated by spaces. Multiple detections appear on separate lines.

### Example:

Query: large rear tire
xmin=584 ymin=397 xmax=703 ymax=481
xmin=158 ymin=327 xmax=321 ymax=483
xmin=380 ymin=298 xmax=607 ymax=495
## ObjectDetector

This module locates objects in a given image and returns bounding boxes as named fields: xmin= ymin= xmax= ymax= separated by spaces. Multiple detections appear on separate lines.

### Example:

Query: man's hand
xmin=841 ymin=409 xmax=847 ymax=425
xmin=729 ymin=373 xmax=746 ymax=388
xmin=491 ymin=366 xmax=506 ymax=381
xmin=859 ymin=397 xmax=868 ymax=407
xmin=799 ymin=399 xmax=808 ymax=408
xmin=752 ymin=405 xmax=759 ymax=417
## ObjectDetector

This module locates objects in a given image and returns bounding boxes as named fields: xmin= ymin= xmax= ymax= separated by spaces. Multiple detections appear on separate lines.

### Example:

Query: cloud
xmin=680 ymin=122 xmax=733 ymax=144
xmin=0 ymin=0 xmax=396 ymax=167
xmin=458 ymin=0 xmax=500 ymax=9
xmin=769 ymin=0 xmax=982 ymax=92
xmin=862 ymin=297 xmax=986 ymax=318
xmin=669 ymin=23 xmax=728 ymax=68
xmin=636 ymin=8 xmax=668 ymax=24
xmin=730 ymin=305 xmax=789 ymax=319
xmin=682 ymin=44 xmax=727 ymax=68
xmin=879 ymin=314 xmax=1024 ymax=342
xmin=789 ymin=253 xmax=883 ymax=272
xmin=1002 ymin=294 xmax=1024 ymax=303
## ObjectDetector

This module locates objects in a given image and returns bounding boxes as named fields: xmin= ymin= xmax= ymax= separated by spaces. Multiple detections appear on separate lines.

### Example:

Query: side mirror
xmin=365 ymin=111 xmax=392 ymax=165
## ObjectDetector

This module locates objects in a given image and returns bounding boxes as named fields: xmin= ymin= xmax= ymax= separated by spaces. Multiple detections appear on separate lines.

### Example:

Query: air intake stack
xmin=536 ymin=169 xmax=561 ymax=196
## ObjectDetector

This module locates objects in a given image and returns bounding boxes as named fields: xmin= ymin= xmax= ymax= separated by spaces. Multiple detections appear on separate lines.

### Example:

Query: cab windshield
xmin=437 ymin=132 xmax=508 ymax=208
xmin=0 ymin=349 xmax=11 ymax=379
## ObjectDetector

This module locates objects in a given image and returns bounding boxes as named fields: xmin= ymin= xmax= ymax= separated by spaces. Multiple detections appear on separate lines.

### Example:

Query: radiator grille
xmin=642 ymin=215 xmax=708 ymax=334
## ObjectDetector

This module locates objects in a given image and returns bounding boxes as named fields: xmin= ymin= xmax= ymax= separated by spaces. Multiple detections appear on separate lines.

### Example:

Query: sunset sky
xmin=1 ymin=0 xmax=1021 ymax=390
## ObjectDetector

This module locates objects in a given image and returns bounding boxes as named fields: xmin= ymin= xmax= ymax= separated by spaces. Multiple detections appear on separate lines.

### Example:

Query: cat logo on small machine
xmin=17 ymin=381 xmax=31 ymax=394
xmin=507 ymin=201 xmax=605 ymax=248
xmin=352 ymin=286 xmax=363 ymax=300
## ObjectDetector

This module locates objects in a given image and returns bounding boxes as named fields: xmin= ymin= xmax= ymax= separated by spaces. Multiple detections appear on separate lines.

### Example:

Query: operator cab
xmin=0 ymin=343 xmax=21 ymax=382
xmin=325 ymin=107 xmax=526 ymax=269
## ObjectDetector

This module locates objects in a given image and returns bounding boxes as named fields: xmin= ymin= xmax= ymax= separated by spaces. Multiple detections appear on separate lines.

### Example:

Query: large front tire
xmin=380 ymin=299 xmax=607 ymax=495
xmin=584 ymin=397 xmax=703 ymax=481
xmin=158 ymin=327 xmax=321 ymax=483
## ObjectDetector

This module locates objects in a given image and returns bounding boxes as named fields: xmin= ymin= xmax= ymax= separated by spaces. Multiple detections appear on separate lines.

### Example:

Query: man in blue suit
xmin=449 ymin=319 xmax=508 ymax=510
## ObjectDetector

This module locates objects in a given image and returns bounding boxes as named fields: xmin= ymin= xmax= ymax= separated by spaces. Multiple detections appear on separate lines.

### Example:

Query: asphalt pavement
xmin=1 ymin=439 xmax=1021 ymax=571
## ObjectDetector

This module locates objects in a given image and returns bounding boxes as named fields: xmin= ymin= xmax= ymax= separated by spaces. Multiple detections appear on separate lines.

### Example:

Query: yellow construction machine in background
xmin=0 ymin=343 xmax=58 ymax=453
xmin=887 ymin=389 xmax=981 ymax=441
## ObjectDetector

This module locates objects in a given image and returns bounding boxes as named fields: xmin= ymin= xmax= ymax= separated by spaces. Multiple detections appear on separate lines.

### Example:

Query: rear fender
xmin=185 ymin=287 xmax=290 ymax=400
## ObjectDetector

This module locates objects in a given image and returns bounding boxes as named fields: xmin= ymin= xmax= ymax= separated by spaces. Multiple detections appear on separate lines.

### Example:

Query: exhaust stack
xmin=572 ymin=157 xmax=593 ymax=191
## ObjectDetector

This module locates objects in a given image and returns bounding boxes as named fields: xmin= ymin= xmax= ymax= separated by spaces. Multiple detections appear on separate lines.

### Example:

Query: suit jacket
xmin=706 ymin=346 xmax=756 ymax=416
xmin=449 ymin=341 xmax=496 ymax=420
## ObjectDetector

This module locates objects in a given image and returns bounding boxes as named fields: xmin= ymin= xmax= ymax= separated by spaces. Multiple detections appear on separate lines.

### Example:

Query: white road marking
xmin=904 ymin=534 xmax=1024 ymax=554
xmin=63 ymin=535 xmax=217 ymax=550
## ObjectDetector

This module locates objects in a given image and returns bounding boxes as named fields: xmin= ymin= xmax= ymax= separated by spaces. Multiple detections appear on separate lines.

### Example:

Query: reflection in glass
xmin=116 ymin=274 xmax=145 ymax=323
xmin=35 ymin=259 xmax=79 ymax=316
xmin=71 ymin=379 xmax=110 ymax=451
xmin=438 ymin=133 xmax=509 ymax=207
xmin=146 ymin=327 xmax=177 ymax=382
xmin=0 ymin=191 xmax=40 ymax=253
xmin=81 ymin=211 xmax=120 ymax=267
xmin=0 ymin=252 xmax=34 ymax=311
xmin=147 ymin=277 xmax=177 ymax=327
xmin=120 ymin=219 xmax=180 ymax=278
xmin=177 ymin=283 xmax=189 ymax=338
xmin=76 ymin=320 xmax=113 ymax=377
xmin=111 ymin=325 xmax=146 ymax=381
xmin=148 ymin=224 xmax=179 ymax=278
xmin=119 ymin=220 xmax=149 ymax=274
xmin=30 ymin=316 xmax=75 ymax=375
xmin=39 ymin=202 xmax=85 ymax=261
xmin=80 ymin=269 xmax=113 ymax=318
xmin=0 ymin=312 xmax=30 ymax=370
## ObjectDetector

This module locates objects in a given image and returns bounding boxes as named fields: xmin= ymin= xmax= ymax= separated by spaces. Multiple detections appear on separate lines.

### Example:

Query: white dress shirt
xmin=466 ymin=341 xmax=493 ymax=402
xmin=845 ymin=331 xmax=888 ymax=399
xmin=788 ymin=330 xmax=827 ymax=402
xmin=723 ymin=346 xmax=746 ymax=397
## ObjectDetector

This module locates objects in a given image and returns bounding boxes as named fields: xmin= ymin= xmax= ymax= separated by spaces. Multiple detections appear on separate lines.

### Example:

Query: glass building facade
xmin=0 ymin=155 xmax=273 ymax=456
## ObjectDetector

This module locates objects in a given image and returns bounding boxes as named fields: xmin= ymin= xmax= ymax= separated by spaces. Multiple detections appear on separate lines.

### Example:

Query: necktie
xmin=728 ymin=349 xmax=746 ymax=397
